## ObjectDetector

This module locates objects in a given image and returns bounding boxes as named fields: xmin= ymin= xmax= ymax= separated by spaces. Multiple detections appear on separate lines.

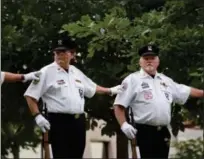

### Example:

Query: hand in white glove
xmin=35 ymin=114 xmax=50 ymax=133
xmin=121 ymin=122 xmax=137 ymax=139
xmin=110 ymin=85 xmax=123 ymax=96
xmin=23 ymin=71 xmax=41 ymax=82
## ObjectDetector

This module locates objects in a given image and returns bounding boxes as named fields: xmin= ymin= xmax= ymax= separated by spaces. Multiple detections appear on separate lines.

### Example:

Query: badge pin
xmin=160 ymin=82 xmax=168 ymax=88
xmin=75 ymin=79 xmax=82 ymax=83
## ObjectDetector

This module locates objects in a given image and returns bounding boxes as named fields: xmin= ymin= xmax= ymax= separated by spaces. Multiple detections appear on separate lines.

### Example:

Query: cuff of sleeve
xmin=179 ymin=86 xmax=191 ymax=105
xmin=86 ymin=83 xmax=97 ymax=98
xmin=1 ymin=72 xmax=5 ymax=84
xmin=24 ymin=93 xmax=40 ymax=101
xmin=113 ymin=102 xmax=128 ymax=108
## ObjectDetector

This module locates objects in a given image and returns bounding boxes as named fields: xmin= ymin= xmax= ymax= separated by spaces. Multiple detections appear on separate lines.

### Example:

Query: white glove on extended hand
xmin=23 ymin=71 xmax=41 ymax=82
xmin=110 ymin=85 xmax=123 ymax=96
xmin=121 ymin=122 xmax=137 ymax=139
xmin=35 ymin=114 xmax=50 ymax=133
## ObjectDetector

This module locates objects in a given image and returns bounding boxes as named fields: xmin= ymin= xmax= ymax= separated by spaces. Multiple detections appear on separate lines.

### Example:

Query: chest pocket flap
xmin=50 ymin=80 xmax=68 ymax=98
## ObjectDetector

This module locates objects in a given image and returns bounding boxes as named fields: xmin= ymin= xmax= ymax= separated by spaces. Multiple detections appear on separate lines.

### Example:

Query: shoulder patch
xmin=31 ymin=71 xmax=42 ymax=85
xmin=32 ymin=79 xmax=40 ymax=85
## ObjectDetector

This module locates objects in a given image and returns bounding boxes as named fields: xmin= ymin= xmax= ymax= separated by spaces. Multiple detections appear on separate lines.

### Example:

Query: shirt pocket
xmin=75 ymin=81 xmax=84 ymax=99
xmin=51 ymin=82 xmax=68 ymax=99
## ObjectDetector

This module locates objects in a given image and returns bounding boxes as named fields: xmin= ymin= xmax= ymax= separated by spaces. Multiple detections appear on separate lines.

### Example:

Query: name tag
xmin=57 ymin=79 xmax=65 ymax=85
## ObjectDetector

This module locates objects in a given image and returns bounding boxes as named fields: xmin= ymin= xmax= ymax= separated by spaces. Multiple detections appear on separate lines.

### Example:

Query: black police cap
xmin=138 ymin=45 xmax=159 ymax=56
xmin=52 ymin=33 xmax=77 ymax=51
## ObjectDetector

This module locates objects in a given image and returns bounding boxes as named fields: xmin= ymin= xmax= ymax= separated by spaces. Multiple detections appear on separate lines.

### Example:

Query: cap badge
xmin=58 ymin=40 xmax=62 ymax=45
xmin=148 ymin=45 xmax=152 ymax=51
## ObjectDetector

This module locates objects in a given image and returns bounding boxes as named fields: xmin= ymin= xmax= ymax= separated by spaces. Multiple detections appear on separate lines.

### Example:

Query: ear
xmin=69 ymin=53 xmax=74 ymax=61
xmin=156 ymin=56 xmax=160 ymax=64
xmin=139 ymin=57 xmax=142 ymax=66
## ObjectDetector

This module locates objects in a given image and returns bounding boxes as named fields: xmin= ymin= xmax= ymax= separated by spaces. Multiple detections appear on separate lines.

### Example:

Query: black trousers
xmin=48 ymin=113 xmax=86 ymax=159
xmin=135 ymin=124 xmax=171 ymax=159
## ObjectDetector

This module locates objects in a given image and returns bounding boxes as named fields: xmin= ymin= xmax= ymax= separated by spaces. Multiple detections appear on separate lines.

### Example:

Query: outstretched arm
xmin=190 ymin=87 xmax=204 ymax=98
xmin=96 ymin=85 xmax=123 ymax=95
xmin=4 ymin=72 xmax=24 ymax=82
xmin=2 ymin=71 xmax=40 ymax=83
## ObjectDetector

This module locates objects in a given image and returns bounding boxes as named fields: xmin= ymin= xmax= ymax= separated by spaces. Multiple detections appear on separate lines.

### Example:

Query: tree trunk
xmin=117 ymin=131 xmax=128 ymax=158
xmin=11 ymin=142 xmax=20 ymax=159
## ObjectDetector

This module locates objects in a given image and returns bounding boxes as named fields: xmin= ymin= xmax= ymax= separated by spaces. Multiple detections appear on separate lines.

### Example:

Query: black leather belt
xmin=135 ymin=123 xmax=167 ymax=131
xmin=48 ymin=112 xmax=84 ymax=119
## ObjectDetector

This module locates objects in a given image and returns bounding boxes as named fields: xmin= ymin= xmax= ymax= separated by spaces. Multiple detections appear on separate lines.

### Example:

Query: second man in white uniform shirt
xmin=114 ymin=68 xmax=191 ymax=126
xmin=113 ymin=44 xmax=204 ymax=159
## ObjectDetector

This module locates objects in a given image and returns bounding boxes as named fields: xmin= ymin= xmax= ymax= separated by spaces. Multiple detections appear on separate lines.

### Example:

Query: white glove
xmin=23 ymin=71 xmax=41 ymax=82
xmin=121 ymin=122 xmax=137 ymax=139
xmin=35 ymin=114 xmax=50 ymax=133
xmin=110 ymin=85 xmax=123 ymax=96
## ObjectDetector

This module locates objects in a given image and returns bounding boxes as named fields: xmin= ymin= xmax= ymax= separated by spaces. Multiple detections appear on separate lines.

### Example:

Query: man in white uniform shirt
xmin=24 ymin=34 xmax=123 ymax=158
xmin=114 ymin=44 xmax=204 ymax=158
xmin=1 ymin=71 xmax=40 ymax=85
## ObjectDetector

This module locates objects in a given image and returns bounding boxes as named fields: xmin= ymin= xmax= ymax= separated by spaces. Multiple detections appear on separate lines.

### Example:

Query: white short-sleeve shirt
xmin=1 ymin=72 xmax=5 ymax=85
xmin=24 ymin=62 xmax=97 ymax=114
xmin=114 ymin=69 xmax=191 ymax=126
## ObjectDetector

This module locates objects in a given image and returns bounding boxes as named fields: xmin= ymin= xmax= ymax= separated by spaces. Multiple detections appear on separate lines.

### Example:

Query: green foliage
xmin=175 ymin=138 xmax=204 ymax=159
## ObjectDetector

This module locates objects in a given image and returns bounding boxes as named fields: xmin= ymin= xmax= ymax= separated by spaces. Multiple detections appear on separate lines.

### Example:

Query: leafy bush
xmin=175 ymin=137 xmax=203 ymax=159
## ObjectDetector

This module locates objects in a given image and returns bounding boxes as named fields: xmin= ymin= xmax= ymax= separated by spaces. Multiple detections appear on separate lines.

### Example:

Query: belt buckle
xmin=157 ymin=126 xmax=162 ymax=131
xmin=74 ymin=114 xmax=80 ymax=119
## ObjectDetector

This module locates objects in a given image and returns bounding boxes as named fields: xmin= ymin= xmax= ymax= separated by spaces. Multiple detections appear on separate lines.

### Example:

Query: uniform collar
xmin=139 ymin=68 xmax=161 ymax=79
xmin=53 ymin=62 xmax=74 ymax=73
xmin=53 ymin=62 xmax=64 ymax=72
